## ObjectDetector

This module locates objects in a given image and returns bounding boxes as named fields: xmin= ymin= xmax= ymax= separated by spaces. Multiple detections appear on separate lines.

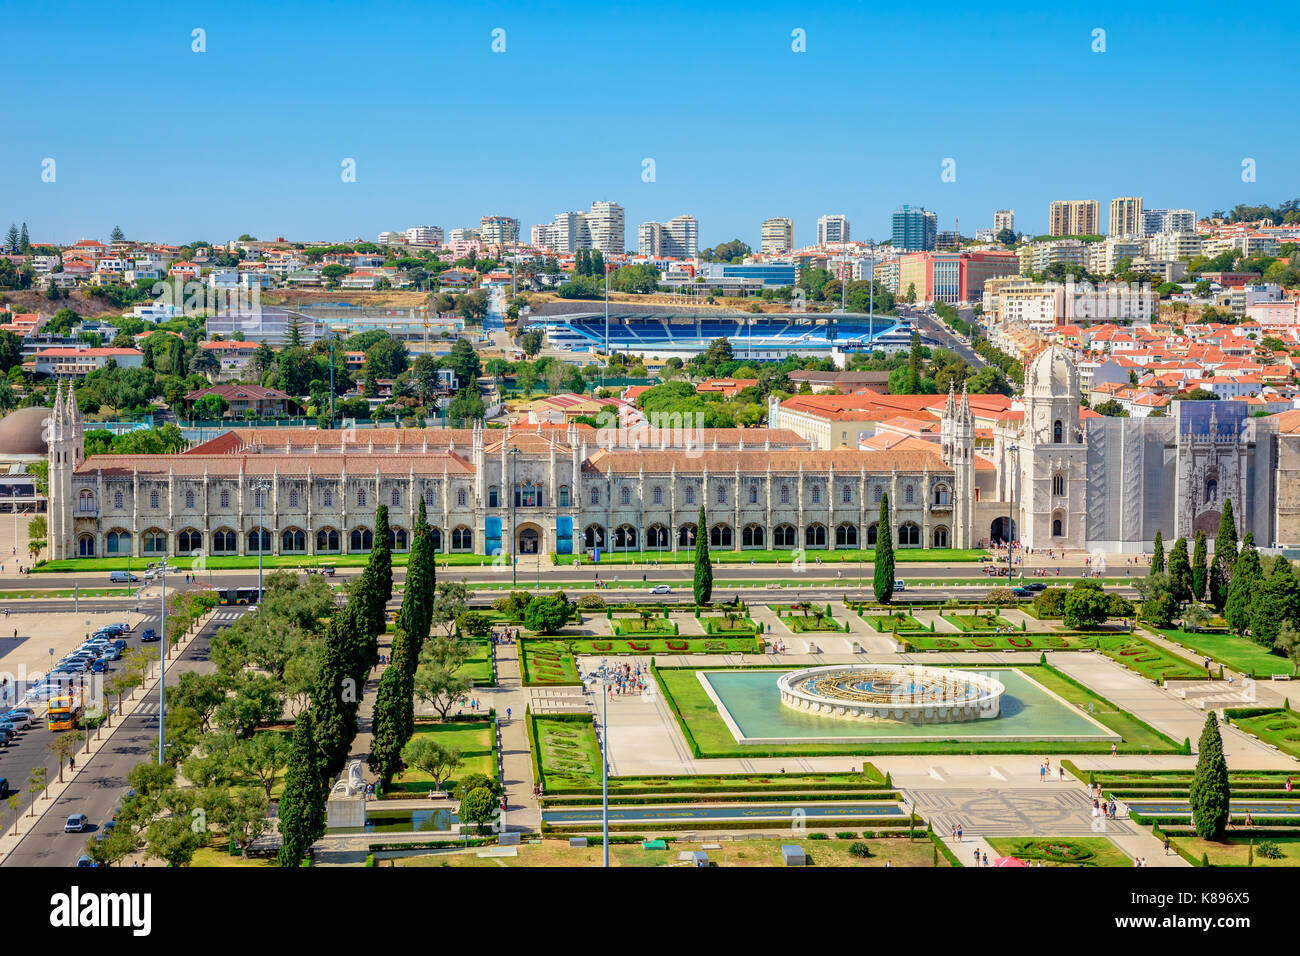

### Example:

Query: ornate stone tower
xmin=1020 ymin=346 xmax=1087 ymax=550
xmin=940 ymin=383 xmax=975 ymax=547
xmin=47 ymin=382 xmax=85 ymax=560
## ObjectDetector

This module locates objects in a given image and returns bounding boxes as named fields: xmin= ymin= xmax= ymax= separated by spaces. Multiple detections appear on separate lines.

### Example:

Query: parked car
xmin=76 ymin=855 xmax=97 ymax=868
xmin=111 ymin=638 xmax=127 ymax=651
xmin=1 ymin=711 xmax=31 ymax=728
xmin=1010 ymin=587 xmax=1033 ymax=598
xmin=6 ymin=706 xmax=36 ymax=721
xmin=649 ymin=584 xmax=672 ymax=595
xmin=0 ymin=728 xmax=15 ymax=746
xmin=140 ymin=629 xmax=159 ymax=643
xmin=109 ymin=571 xmax=139 ymax=584
xmin=893 ymin=579 xmax=906 ymax=592
xmin=89 ymin=660 xmax=108 ymax=673
xmin=64 ymin=814 xmax=89 ymax=833
xmin=0 ymin=777 xmax=8 ymax=796
xmin=101 ymin=647 xmax=122 ymax=661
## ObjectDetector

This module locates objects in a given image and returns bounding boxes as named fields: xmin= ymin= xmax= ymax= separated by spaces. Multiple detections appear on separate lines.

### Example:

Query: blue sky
xmin=4 ymin=0 xmax=1297 ymax=248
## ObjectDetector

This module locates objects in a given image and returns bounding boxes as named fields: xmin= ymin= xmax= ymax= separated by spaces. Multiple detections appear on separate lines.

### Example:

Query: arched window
xmin=933 ymin=526 xmax=949 ymax=548
xmin=289 ymin=489 xmax=299 ymax=508
xmin=424 ymin=488 xmax=435 ymax=507
xmin=1052 ymin=517 xmax=1063 ymax=537
xmin=810 ymin=485 xmax=821 ymax=505
xmin=590 ymin=486 xmax=600 ymax=506
xmin=898 ymin=522 xmax=920 ymax=547
xmin=646 ymin=524 xmax=668 ymax=549
xmin=749 ymin=485 xmax=759 ymax=504
xmin=613 ymin=524 xmax=637 ymax=548
xmin=254 ymin=488 xmax=265 ymax=509
xmin=584 ymin=524 xmax=605 ymax=550
xmin=710 ymin=524 xmax=732 ymax=548
xmin=78 ymin=490 xmax=96 ymax=513
xmin=430 ymin=527 xmax=443 ymax=552
xmin=113 ymin=491 xmax=124 ymax=510
xmin=142 ymin=530 xmax=166 ymax=555
xmin=316 ymin=528 xmax=340 ymax=552
xmin=677 ymin=523 xmax=697 ymax=547
xmin=620 ymin=486 xmax=630 ymax=506
xmin=1052 ymin=473 xmax=1065 ymax=496
xmin=835 ymin=523 xmax=858 ymax=547
xmin=387 ymin=527 xmax=409 ymax=550
xmin=282 ymin=528 xmax=306 ymax=553
xmin=717 ymin=485 xmax=727 ymax=505
xmin=933 ymin=484 xmax=951 ymax=506
xmin=248 ymin=528 xmax=271 ymax=553
xmin=866 ymin=522 xmax=879 ymax=545
xmin=805 ymin=523 xmax=826 ymax=548
xmin=742 ymin=524 xmax=765 ymax=548
xmin=653 ymin=486 xmax=662 ymax=505
xmin=184 ymin=490 xmax=194 ymax=510
xmin=872 ymin=486 xmax=882 ymax=504
xmin=212 ymin=529 xmax=237 ymax=554
xmin=106 ymin=530 xmax=131 ymax=554
xmin=773 ymin=524 xmax=797 ymax=549
xmin=842 ymin=485 xmax=852 ymax=504
xmin=685 ymin=486 xmax=695 ymax=506
xmin=1053 ymin=419 xmax=1063 ymax=444
xmin=456 ymin=488 xmax=467 ymax=507
xmin=150 ymin=490 xmax=160 ymax=510
xmin=451 ymin=526 xmax=473 ymax=551
xmin=1205 ymin=478 xmax=1218 ymax=503
xmin=220 ymin=490 xmax=230 ymax=508
xmin=350 ymin=527 xmax=373 ymax=552
xmin=322 ymin=488 xmax=333 ymax=508
xmin=391 ymin=489 xmax=401 ymax=507
xmin=178 ymin=529 xmax=202 ymax=553
xmin=78 ymin=534 xmax=95 ymax=557
xmin=780 ymin=485 xmax=790 ymax=504
xmin=357 ymin=488 xmax=366 ymax=508
xmin=904 ymin=485 xmax=914 ymax=505
xmin=558 ymin=486 xmax=570 ymax=508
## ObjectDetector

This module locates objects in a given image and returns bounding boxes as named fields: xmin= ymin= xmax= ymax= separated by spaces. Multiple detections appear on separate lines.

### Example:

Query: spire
xmin=66 ymin=383 xmax=81 ymax=429
xmin=944 ymin=382 xmax=956 ymax=419
xmin=960 ymin=383 xmax=972 ymax=423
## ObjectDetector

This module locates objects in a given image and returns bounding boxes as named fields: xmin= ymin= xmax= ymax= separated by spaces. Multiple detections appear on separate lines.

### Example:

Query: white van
xmin=109 ymin=571 xmax=139 ymax=584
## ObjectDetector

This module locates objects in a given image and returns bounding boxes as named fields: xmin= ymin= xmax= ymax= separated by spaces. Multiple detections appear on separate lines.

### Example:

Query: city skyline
xmin=3 ymin=1 xmax=1297 ymax=247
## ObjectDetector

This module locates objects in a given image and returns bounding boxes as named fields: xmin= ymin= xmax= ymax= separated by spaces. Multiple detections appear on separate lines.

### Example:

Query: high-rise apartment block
xmin=1141 ymin=208 xmax=1196 ymax=236
xmin=993 ymin=210 xmax=1015 ymax=234
xmin=760 ymin=217 xmax=794 ymax=254
xmin=479 ymin=216 xmax=520 ymax=245
xmin=405 ymin=225 xmax=444 ymax=245
xmin=1108 ymin=197 xmax=1143 ymax=237
xmin=892 ymin=205 xmax=938 ymax=252
xmin=637 ymin=215 xmax=698 ymax=258
xmin=1048 ymin=200 xmax=1100 ymax=237
xmin=817 ymin=214 xmax=850 ymax=246
xmin=532 ymin=201 xmax=625 ymax=255
xmin=448 ymin=227 xmax=480 ymax=243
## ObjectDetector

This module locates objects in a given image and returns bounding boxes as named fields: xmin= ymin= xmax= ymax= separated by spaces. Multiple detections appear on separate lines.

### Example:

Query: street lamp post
xmin=157 ymin=566 xmax=166 ymax=765
xmin=583 ymin=659 xmax=618 ymax=867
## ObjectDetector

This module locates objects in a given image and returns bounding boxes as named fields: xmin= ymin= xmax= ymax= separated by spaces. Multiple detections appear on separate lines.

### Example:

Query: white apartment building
xmin=586 ymin=201 xmax=625 ymax=256
xmin=1141 ymin=208 xmax=1196 ymax=236
xmin=637 ymin=215 xmax=697 ymax=258
xmin=405 ymin=225 xmax=444 ymax=246
xmin=1021 ymin=239 xmax=1091 ymax=274
xmin=985 ymin=277 xmax=1156 ymax=329
xmin=448 ymin=228 xmax=481 ymax=243
xmin=817 ymin=214 xmax=850 ymax=246
xmin=993 ymin=210 xmax=1015 ymax=234
xmin=1088 ymin=236 xmax=1145 ymax=274
xmin=761 ymin=217 xmax=794 ymax=254
xmin=1148 ymin=231 xmax=1203 ymax=260
xmin=479 ymin=216 xmax=520 ymax=245
xmin=1108 ymin=197 xmax=1143 ymax=237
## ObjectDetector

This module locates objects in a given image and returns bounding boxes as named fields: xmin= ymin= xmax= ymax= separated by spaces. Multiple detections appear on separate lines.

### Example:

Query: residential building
xmin=897 ymin=251 xmax=1020 ymax=305
xmin=586 ymin=201 xmax=625 ymax=256
xmin=638 ymin=215 xmax=698 ymax=257
xmin=33 ymin=347 xmax=144 ymax=378
xmin=891 ymin=205 xmax=937 ymax=252
xmin=479 ymin=216 xmax=520 ymax=246
xmin=405 ymin=225 xmax=444 ymax=246
xmin=1108 ymin=197 xmax=1143 ymax=237
xmin=1148 ymin=231 xmax=1203 ymax=261
xmin=993 ymin=210 xmax=1015 ymax=234
xmin=1141 ymin=208 xmax=1196 ymax=236
xmin=760 ymin=217 xmax=794 ymax=255
xmin=448 ymin=228 xmax=481 ymax=244
xmin=184 ymin=384 xmax=297 ymax=418
xmin=817 ymin=214 xmax=850 ymax=246
xmin=1048 ymin=200 xmax=1100 ymax=237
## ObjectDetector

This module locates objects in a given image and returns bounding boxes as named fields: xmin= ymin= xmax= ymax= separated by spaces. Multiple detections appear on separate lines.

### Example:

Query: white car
xmin=649 ymin=585 xmax=672 ymax=595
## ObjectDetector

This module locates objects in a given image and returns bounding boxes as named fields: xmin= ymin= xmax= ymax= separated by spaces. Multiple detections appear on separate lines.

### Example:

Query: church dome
xmin=0 ymin=406 xmax=53 ymax=458
xmin=1027 ymin=346 xmax=1077 ymax=398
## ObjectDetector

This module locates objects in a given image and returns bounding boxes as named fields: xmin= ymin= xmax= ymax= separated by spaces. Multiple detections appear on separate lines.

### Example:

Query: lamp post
xmin=583 ymin=659 xmax=618 ymax=867
xmin=1006 ymin=444 xmax=1019 ymax=580
xmin=251 ymin=479 xmax=271 ymax=600
xmin=507 ymin=446 xmax=520 ymax=587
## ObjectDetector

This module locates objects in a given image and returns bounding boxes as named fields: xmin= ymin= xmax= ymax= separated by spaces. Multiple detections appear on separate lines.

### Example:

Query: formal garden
xmin=986 ymin=837 xmax=1130 ymax=867
xmin=770 ymin=603 xmax=848 ymax=633
xmin=383 ymin=718 xmax=497 ymax=798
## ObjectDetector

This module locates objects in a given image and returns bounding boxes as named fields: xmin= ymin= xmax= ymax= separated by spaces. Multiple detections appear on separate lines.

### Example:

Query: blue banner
xmin=556 ymin=516 xmax=573 ymax=554
xmin=485 ymin=516 xmax=502 ymax=556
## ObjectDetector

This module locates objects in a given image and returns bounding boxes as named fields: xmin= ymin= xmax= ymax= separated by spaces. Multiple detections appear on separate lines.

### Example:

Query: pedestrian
xmin=1163 ymin=834 xmax=1170 ymax=855
xmin=1111 ymin=742 xmax=1117 ymax=756
xmin=973 ymin=848 xmax=980 ymax=865
xmin=1039 ymin=764 xmax=1045 ymax=783
xmin=956 ymin=824 xmax=962 ymax=842
xmin=982 ymin=852 xmax=989 ymax=867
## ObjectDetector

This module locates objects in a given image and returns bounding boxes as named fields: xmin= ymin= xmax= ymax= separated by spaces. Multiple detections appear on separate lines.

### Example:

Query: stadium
xmin=528 ymin=309 xmax=911 ymax=360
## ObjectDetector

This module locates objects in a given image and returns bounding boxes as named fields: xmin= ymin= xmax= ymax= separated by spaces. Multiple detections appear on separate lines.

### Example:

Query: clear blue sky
xmin=5 ymin=0 xmax=1297 ymax=248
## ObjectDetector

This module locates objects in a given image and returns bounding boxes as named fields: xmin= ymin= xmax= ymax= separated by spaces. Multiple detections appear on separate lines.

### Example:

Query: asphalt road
xmin=1 ymin=605 xmax=243 ymax=868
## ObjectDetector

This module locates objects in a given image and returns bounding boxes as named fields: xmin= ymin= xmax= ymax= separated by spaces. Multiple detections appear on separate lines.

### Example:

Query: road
xmin=909 ymin=307 xmax=984 ymax=368
xmin=1 ymin=605 xmax=244 ymax=867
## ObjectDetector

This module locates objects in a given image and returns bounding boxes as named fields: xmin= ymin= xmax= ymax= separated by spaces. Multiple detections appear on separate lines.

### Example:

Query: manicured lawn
xmin=531 ymin=715 xmax=602 ymax=790
xmin=395 ymin=836 xmax=951 ymax=867
xmin=1170 ymin=835 xmax=1300 ymax=867
xmin=987 ymin=837 xmax=1130 ymax=867
xmin=572 ymin=637 xmax=760 ymax=655
xmin=555 ymin=548 xmax=989 ymax=566
xmin=1086 ymin=633 xmax=1205 ymax=682
xmin=611 ymin=617 xmax=678 ymax=637
xmin=943 ymin=613 xmax=1014 ymax=632
xmin=519 ymin=640 xmax=580 ymax=685
xmin=192 ymin=845 xmax=278 ymax=867
xmin=866 ymin=613 xmax=925 ymax=632
xmin=654 ymin=664 xmax=1177 ymax=757
xmin=1229 ymin=709 xmax=1300 ymax=760
xmin=0 ymin=588 xmax=135 ymax=599
xmin=598 ymin=769 xmax=887 ymax=793
xmin=903 ymin=632 xmax=1083 ymax=651
xmin=457 ymin=640 xmax=494 ymax=686
xmin=34 ymin=552 xmax=492 ymax=573
xmin=703 ymin=615 xmax=757 ymax=636
xmin=386 ymin=720 xmax=496 ymax=796
xmin=1153 ymin=627 xmax=1291 ymax=678
xmin=770 ymin=605 xmax=844 ymax=632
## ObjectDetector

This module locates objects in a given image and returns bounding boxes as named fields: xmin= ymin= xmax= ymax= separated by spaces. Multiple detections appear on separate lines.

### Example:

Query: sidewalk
xmin=491 ymin=641 xmax=540 ymax=833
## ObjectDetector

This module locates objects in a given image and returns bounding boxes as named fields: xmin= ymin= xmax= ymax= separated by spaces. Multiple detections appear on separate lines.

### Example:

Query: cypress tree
xmin=398 ymin=498 xmax=435 ymax=656
xmin=373 ymin=504 xmax=393 ymax=604
xmin=278 ymin=709 xmax=326 ymax=867
xmin=1224 ymin=532 xmax=1262 ymax=638
xmin=1212 ymin=497 xmax=1239 ymax=610
xmin=1191 ymin=530 xmax=1208 ymax=602
xmin=311 ymin=614 xmax=360 ymax=782
xmin=368 ymin=628 xmax=416 ymax=787
xmin=1168 ymin=537 xmax=1192 ymax=605
xmin=1150 ymin=531 xmax=1165 ymax=575
xmin=693 ymin=505 xmax=712 ymax=605
xmin=874 ymin=493 xmax=895 ymax=604
xmin=1188 ymin=712 xmax=1230 ymax=839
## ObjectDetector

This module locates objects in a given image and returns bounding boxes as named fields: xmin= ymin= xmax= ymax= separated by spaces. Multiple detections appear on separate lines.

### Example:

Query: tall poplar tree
xmin=1189 ymin=712 xmax=1230 ymax=839
xmin=311 ymin=614 xmax=360 ymax=781
xmin=1225 ymin=532 xmax=1262 ymax=638
xmin=1168 ymin=536 xmax=1192 ymax=605
xmin=368 ymin=628 xmax=416 ymax=787
xmin=278 ymin=709 xmax=326 ymax=867
xmin=874 ymin=493 xmax=895 ymax=604
xmin=693 ymin=505 xmax=712 ymax=605
xmin=398 ymin=498 xmax=435 ymax=656
xmin=1150 ymin=531 xmax=1165 ymax=575
xmin=1191 ymin=530 xmax=1208 ymax=602
xmin=1210 ymin=498 xmax=1239 ymax=611
xmin=373 ymin=503 xmax=393 ymax=604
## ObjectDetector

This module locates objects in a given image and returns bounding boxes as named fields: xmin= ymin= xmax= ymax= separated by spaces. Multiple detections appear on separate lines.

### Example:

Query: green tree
xmin=1252 ymin=556 xmax=1300 ymax=649
xmin=459 ymin=787 xmax=498 ymax=833
xmin=368 ymin=630 xmax=415 ymax=787
xmin=372 ymin=503 xmax=394 ymax=606
xmin=398 ymin=498 xmax=435 ymax=656
xmin=310 ymin=614 xmax=361 ymax=781
xmin=1210 ymin=498 xmax=1239 ymax=611
xmin=1225 ymin=532 xmax=1262 ymax=638
xmin=1062 ymin=583 xmax=1109 ymax=628
xmin=693 ymin=505 xmax=712 ymax=605
xmin=413 ymin=634 xmax=473 ymax=719
xmin=277 ymin=709 xmax=326 ymax=867
xmin=1191 ymin=530 xmax=1208 ymax=602
xmin=400 ymin=737 xmax=462 ymax=794
xmin=1189 ymin=712 xmax=1231 ymax=839
xmin=1168 ymin=537 xmax=1192 ymax=605
xmin=1150 ymin=531 xmax=1165 ymax=575
xmin=522 ymin=591 xmax=573 ymax=635
xmin=874 ymin=493 xmax=895 ymax=603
